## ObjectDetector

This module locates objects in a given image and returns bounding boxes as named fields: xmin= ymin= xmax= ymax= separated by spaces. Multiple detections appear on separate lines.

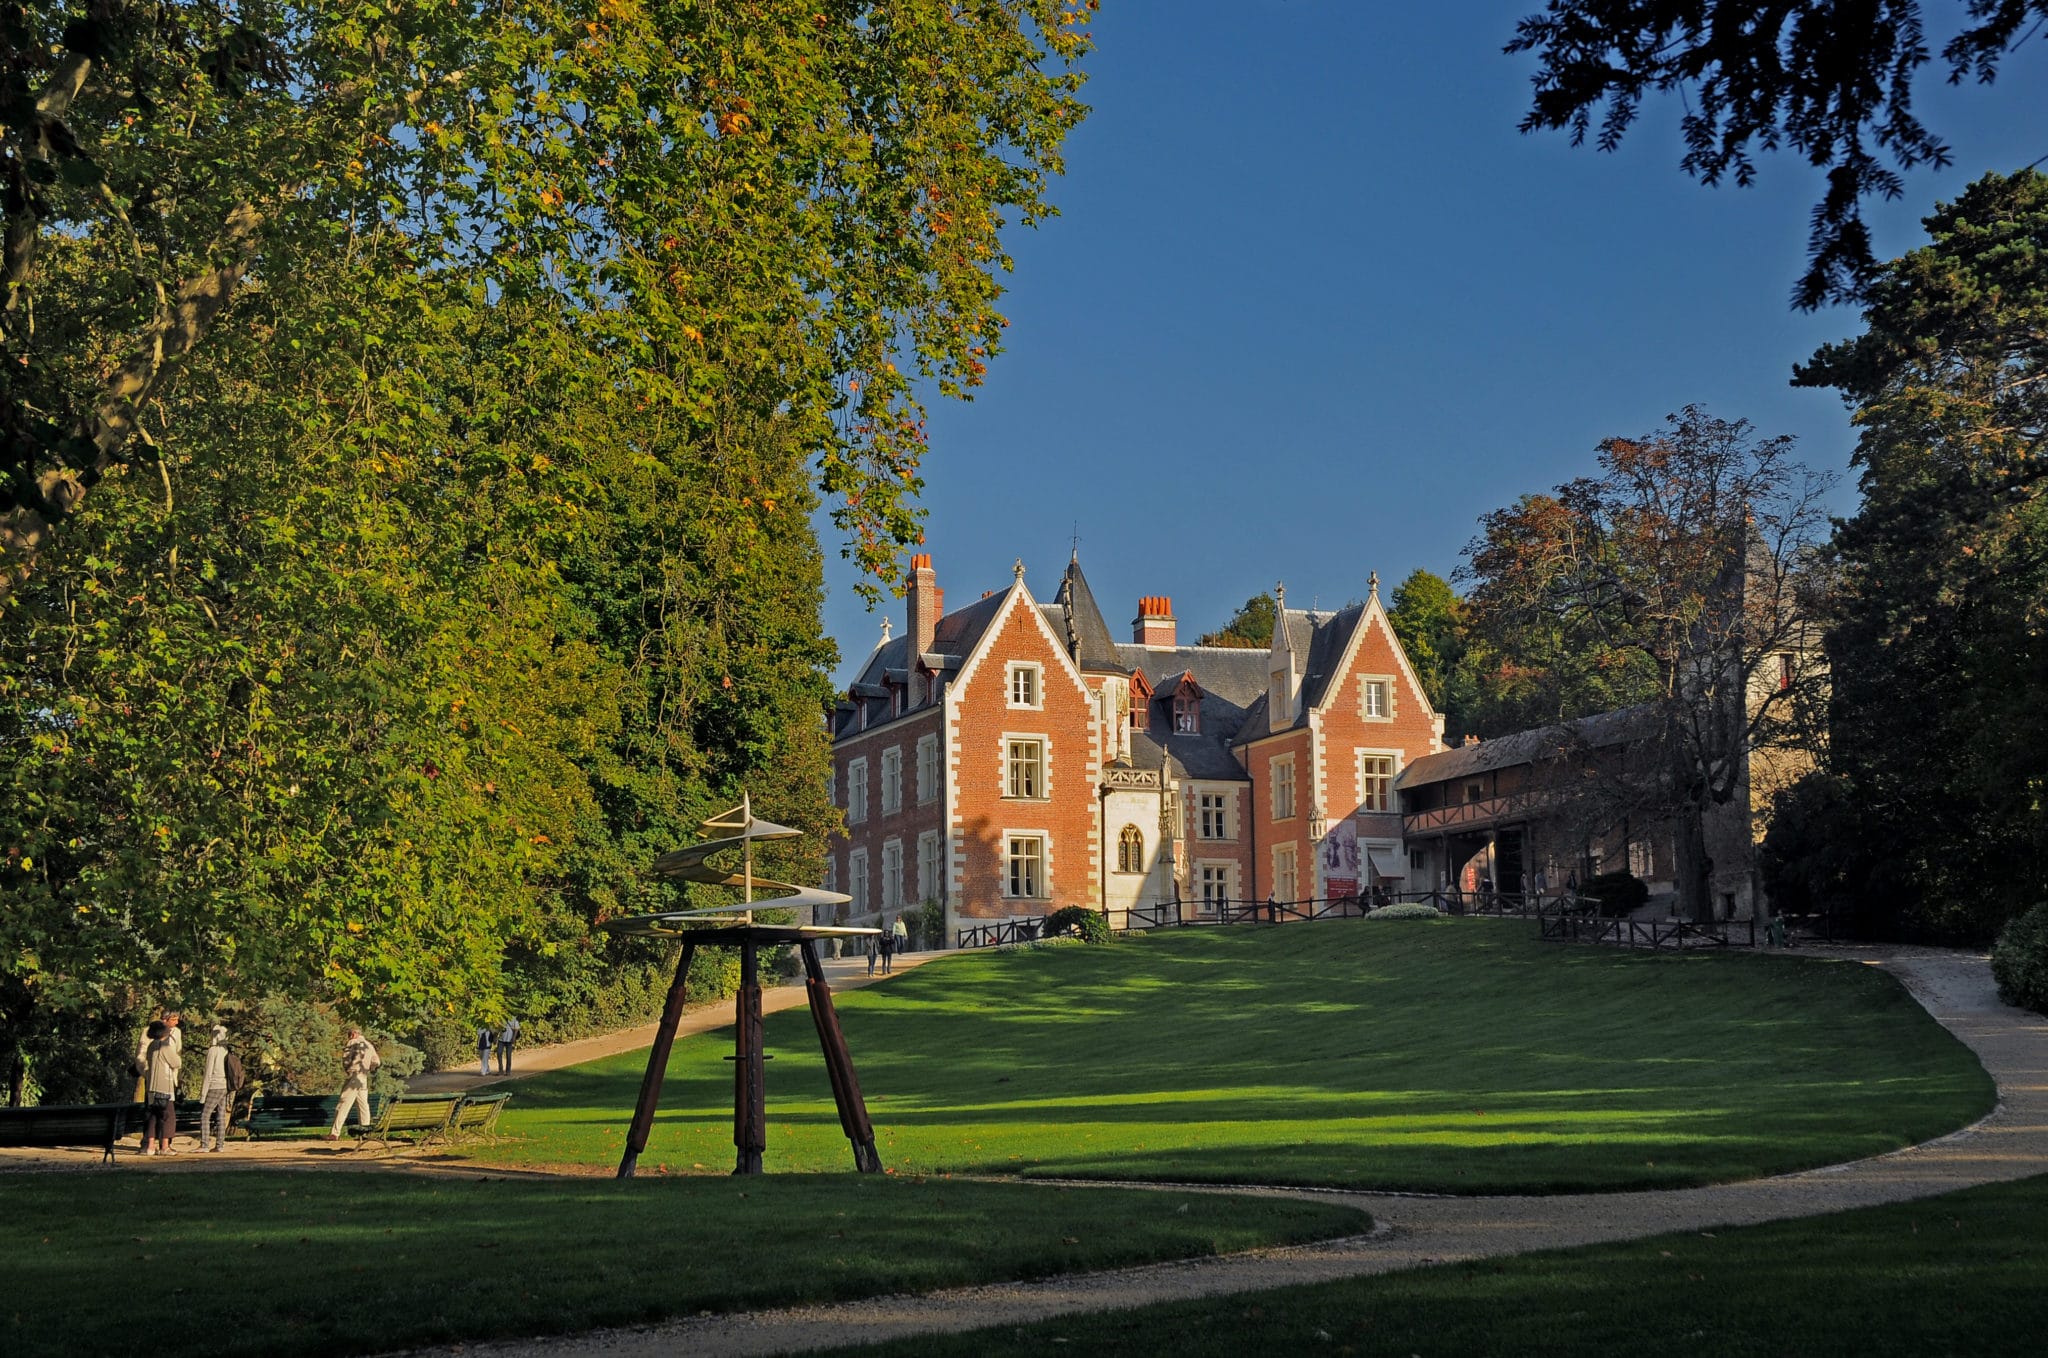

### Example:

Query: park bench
xmin=448 ymin=1091 xmax=512 ymax=1142
xmin=349 ymin=1093 xmax=462 ymax=1149
xmin=0 ymin=1102 xmax=144 ymax=1165
xmin=246 ymin=1093 xmax=386 ymax=1139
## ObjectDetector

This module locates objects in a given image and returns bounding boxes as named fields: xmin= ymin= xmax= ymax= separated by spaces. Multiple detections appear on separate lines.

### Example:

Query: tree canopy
xmin=1197 ymin=592 xmax=1276 ymax=649
xmin=1509 ymin=1 xmax=2048 ymax=308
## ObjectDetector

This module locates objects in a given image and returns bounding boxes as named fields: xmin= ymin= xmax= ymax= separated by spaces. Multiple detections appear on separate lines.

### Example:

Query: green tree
xmin=1197 ymin=593 xmax=1276 ymax=648
xmin=1385 ymin=569 xmax=1471 ymax=728
xmin=1509 ymin=1 xmax=2047 ymax=308
xmin=1794 ymin=169 xmax=2048 ymax=940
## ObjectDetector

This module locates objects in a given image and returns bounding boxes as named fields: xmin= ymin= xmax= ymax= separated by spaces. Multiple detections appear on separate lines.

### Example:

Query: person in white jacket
xmin=198 ymin=1026 xmax=239 ymax=1152
xmin=326 ymin=1028 xmax=379 ymax=1139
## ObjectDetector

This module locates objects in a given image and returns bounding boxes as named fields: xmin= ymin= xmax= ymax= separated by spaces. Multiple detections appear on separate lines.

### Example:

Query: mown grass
xmin=0 ymin=1171 xmax=1365 ymax=1358
xmin=860 ymin=1173 xmax=2048 ymax=1357
xmin=461 ymin=920 xmax=1993 ymax=1192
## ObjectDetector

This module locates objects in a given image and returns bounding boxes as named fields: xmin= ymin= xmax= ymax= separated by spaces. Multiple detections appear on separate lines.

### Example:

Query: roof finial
xmin=1369 ymin=570 xmax=1380 ymax=600
xmin=1013 ymin=558 xmax=1026 ymax=583
xmin=1071 ymin=523 xmax=1081 ymax=563
xmin=880 ymin=617 xmax=892 ymax=643
xmin=1274 ymin=581 xmax=1285 ymax=610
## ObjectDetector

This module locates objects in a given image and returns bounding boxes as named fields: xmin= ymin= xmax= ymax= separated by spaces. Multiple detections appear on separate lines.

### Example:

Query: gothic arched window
xmin=1117 ymin=824 xmax=1144 ymax=873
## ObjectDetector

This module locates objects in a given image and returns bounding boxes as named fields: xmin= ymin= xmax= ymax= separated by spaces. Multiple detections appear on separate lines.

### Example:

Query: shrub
xmin=1042 ymin=905 xmax=1111 ymax=944
xmin=407 ymin=1014 xmax=479 ymax=1074
xmin=1992 ymin=903 xmax=2048 ymax=1016
xmin=1365 ymin=903 xmax=1441 ymax=920
xmin=1583 ymin=871 xmax=1650 ymax=918
xmin=913 ymin=898 xmax=946 ymax=950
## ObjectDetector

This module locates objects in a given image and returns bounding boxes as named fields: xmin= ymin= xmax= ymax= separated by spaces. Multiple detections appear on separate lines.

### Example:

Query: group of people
xmin=865 ymin=914 xmax=912 ymax=976
xmin=133 ymin=1012 xmax=244 ymax=1155
xmin=475 ymin=1017 xmax=522 ymax=1076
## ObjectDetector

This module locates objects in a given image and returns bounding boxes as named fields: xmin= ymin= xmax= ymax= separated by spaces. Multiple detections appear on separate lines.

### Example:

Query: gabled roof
xmin=1230 ymin=605 xmax=1367 ymax=743
xmin=1395 ymin=705 xmax=1660 ymax=790
xmin=830 ymin=588 xmax=1013 ymax=740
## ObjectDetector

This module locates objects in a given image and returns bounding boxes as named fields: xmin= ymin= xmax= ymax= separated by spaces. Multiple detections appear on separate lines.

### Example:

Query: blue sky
xmin=823 ymin=2 xmax=2048 ymax=680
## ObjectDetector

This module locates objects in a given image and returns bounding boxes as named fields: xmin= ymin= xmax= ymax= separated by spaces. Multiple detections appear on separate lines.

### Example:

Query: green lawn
xmin=859 ymin=1173 xmax=2048 ymax=1357
xmin=0 ymin=1171 xmax=1365 ymax=1358
xmin=463 ymin=921 xmax=1994 ymax=1192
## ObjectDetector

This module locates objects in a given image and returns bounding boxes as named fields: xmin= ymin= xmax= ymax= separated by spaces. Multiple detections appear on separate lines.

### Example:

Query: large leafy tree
xmin=1509 ymin=1 xmax=2047 ymax=308
xmin=1460 ymin=406 xmax=1832 ymax=920
xmin=1794 ymin=168 xmax=2047 ymax=938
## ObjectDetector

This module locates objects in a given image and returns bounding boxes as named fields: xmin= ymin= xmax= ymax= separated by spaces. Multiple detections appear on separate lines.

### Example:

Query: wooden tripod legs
xmin=616 ymin=940 xmax=697 ymax=1179
xmin=733 ymin=942 xmax=767 ymax=1175
xmin=800 ymin=940 xmax=883 ymax=1173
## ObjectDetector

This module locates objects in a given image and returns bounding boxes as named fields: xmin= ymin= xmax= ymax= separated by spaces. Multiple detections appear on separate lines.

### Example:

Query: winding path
xmin=431 ymin=947 xmax=2047 ymax=1357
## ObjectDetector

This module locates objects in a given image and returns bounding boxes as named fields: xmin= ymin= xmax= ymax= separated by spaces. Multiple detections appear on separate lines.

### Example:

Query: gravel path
xmin=422 ymin=947 xmax=2046 ymax=1358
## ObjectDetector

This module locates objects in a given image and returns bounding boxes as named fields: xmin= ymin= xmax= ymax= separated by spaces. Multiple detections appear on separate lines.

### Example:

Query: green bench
xmin=350 ymin=1092 xmax=463 ymax=1149
xmin=0 ymin=1102 xmax=145 ymax=1165
xmin=246 ymin=1093 xmax=387 ymax=1139
xmin=448 ymin=1091 xmax=512 ymax=1142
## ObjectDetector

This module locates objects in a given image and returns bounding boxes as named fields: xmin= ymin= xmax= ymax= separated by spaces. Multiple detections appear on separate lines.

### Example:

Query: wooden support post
xmin=733 ymin=941 xmax=767 ymax=1175
xmin=617 ymin=940 xmax=696 ymax=1180
xmin=800 ymin=941 xmax=882 ymax=1173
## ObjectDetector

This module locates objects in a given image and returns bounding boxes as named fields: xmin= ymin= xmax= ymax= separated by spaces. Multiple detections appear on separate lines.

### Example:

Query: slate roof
xmin=1395 ymin=705 xmax=1661 ymax=790
xmin=829 ymin=586 xmax=1013 ymax=740
xmin=1045 ymin=555 xmax=1128 ymax=675
xmin=1229 ymin=605 xmax=1367 ymax=744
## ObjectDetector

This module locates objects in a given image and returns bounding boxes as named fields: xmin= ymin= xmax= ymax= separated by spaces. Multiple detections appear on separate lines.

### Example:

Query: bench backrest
xmin=452 ymin=1094 xmax=510 ymax=1130
xmin=378 ymin=1096 xmax=460 ymax=1132
xmin=0 ymin=1104 xmax=138 ymax=1146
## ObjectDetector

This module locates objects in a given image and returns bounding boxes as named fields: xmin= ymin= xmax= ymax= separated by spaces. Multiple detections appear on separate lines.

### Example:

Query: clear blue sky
xmin=824 ymin=2 xmax=2048 ymax=681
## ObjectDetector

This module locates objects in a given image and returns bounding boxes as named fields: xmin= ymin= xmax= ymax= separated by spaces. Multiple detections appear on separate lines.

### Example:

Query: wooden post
xmin=617 ymin=940 xmax=696 ymax=1179
xmin=733 ymin=940 xmax=767 ymax=1175
xmin=800 ymin=941 xmax=882 ymax=1173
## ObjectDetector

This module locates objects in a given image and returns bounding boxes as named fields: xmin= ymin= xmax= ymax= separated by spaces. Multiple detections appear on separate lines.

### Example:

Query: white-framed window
xmin=1273 ymin=843 xmax=1298 ymax=902
xmin=1358 ymin=752 xmax=1397 ymax=813
xmin=1005 ymin=835 xmax=1046 ymax=899
xmin=846 ymin=757 xmax=869 ymax=824
xmin=1628 ymin=839 xmax=1653 ymax=879
xmin=1117 ymin=824 xmax=1144 ymax=874
xmin=880 ymin=839 xmax=904 ymax=911
xmin=1007 ymin=662 xmax=1042 ymax=709
xmin=880 ymin=747 xmax=902 ymax=815
xmin=916 ymin=830 xmax=942 ymax=903
xmin=1198 ymin=862 xmax=1232 ymax=912
xmin=847 ymin=848 xmax=869 ymax=916
xmin=1360 ymin=675 xmax=1393 ymax=721
xmin=1198 ymin=791 xmax=1229 ymax=841
xmin=916 ymin=733 xmax=939 ymax=805
xmin=1005 ymin=737 xmax=1046 ymax=800
xmin=825 ymin=770 xmax=834 ymax=807
xmin=1272 ymin=756 xmax=1296 ymax=820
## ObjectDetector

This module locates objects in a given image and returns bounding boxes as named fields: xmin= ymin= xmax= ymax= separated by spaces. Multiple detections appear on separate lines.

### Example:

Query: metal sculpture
xmin=601 ymin=795 xmax=881 ymax=1177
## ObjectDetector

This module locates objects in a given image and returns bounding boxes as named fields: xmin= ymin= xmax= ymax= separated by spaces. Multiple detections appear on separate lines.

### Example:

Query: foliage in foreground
xmin=462 ymin=922 xmax=1991 ymax=1192
xmin=1991 ymin=904 xmax=2048 ymax=1017
xmin=870 ymin=1172 xmax=2048 ymax=1357
xmin=0 ymin=1171 xmax=1362 ymax=1358
xmin=1043 ymin=904 xmax=1111 ymax=943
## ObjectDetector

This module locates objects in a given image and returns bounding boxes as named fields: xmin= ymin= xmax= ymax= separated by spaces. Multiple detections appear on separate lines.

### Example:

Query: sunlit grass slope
xmin=0 ymin=1172 xmax=1364 ymax=1358
xmin=470 ymin=920 xmax=1992 ymax=1192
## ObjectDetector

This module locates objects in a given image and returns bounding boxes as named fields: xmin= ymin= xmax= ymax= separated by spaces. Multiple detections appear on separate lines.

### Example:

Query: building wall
xmin=1309 ymin=606 xmax=1443 ymax=893
xmin=829 ymin=706 xmax=944 ymax=925
xmin=945 ymin=589 xmax=1102 ymax=931
xmin=1244 ymin=728 xmax=1312 ymax=902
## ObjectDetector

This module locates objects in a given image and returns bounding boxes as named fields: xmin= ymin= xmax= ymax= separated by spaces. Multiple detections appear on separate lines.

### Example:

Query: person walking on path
xmin=866 ymin=934 xmax=878 ymax=977
xmin=327 ymin=1027 xmax=379 ymax=1140
xmin=198 ymin=1025 xmax=243 ymax=1152
xmin=892 ymin=914 xmax=909 ymax=957
xmin=878 ymin=920 xmax=896 ymax=975
xmin=495 ymin=1015 xmax=522 ymax=1075
xmin=142 ymin=1016 xmax=182 ymax=1155
xmin=476 ymin=1023 xmax=495 ymax=1078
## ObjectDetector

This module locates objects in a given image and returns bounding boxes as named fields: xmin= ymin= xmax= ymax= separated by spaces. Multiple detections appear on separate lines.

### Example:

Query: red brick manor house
xmin=825 ymin=553 xmax=1448 ymax=940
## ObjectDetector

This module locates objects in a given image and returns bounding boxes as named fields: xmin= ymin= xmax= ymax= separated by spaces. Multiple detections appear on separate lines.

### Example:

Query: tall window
xmin=847 ymin=849 xmax=869 ymax=916
xmin=1776 ymin=651 xmax=1795 ymax=691
xmin=917 ymin=831 xmax=942 ymax=903
xmin=846 ymin=758 xmax=868 ymax=824
xmin=1628 ymin=839 xmax=1653 ymax=879
xmin=1359 ymin=754 xmax=1395 ymax=812
xmin=880 ymin=747 xmax=902 ymax=815
xmin=1005 ymin=836 xmax=1044 ymax=898
xmin=916 ymin=734 xmax=939 ymax=805
xmin=1199 ymin=863 xmax=1231 ymax=912
xmin=1273 ymin=844 xmax=1298 ymax=902
xmin=880 ymin=840 xmax=903 ymax=910
xmin=1117 ymin=824 xmax=1144 ymax=873
xmin=1005 ymin=738 xmax=1045 ymax=799
xmin=1008 ymin=663 xmax=1041 ymax=708
xmin=1272 ymin=757 xmax=1296 ymax=819
xmin=1198 ymin=792 xmax=1228 ymax=840
xmin=1361 ymin=677 xmax=1390 ymax=719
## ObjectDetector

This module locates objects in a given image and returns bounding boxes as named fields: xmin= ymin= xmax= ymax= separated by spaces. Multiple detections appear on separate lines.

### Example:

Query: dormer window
xmin=1174 ymin=694 xmax=1199 ymax=733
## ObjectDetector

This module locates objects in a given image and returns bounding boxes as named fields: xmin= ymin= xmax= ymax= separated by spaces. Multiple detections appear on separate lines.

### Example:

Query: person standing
xmin=892 ymin=913 xmax=910 ymax=958
xmin=476 ymin=1023 xmax=495 ymax=1078
xmin=142 ymin=1016 xmax=182 ymax=1155
xmin=865 ymin=934 xmax=877 ymax=977
xmin=327 ymin=1027 xmax=379 ymax=1140
xmin=495 ymin=1015 xmax=521 ymax=1075
xmin=878 ymin=919 xmax=896 ymax=975
xmin=198 ymin=1025 xmax=242 ymax=1152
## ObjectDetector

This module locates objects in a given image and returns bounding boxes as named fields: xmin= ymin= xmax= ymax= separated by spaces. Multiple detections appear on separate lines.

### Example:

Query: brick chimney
xmin=1463 ymin=733 xmax=1481 ymax=748
xmin=1133 ymin=596 xmax=1176 ymax=647
xmin=907 ymin=553 xmax=942 ymax=657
